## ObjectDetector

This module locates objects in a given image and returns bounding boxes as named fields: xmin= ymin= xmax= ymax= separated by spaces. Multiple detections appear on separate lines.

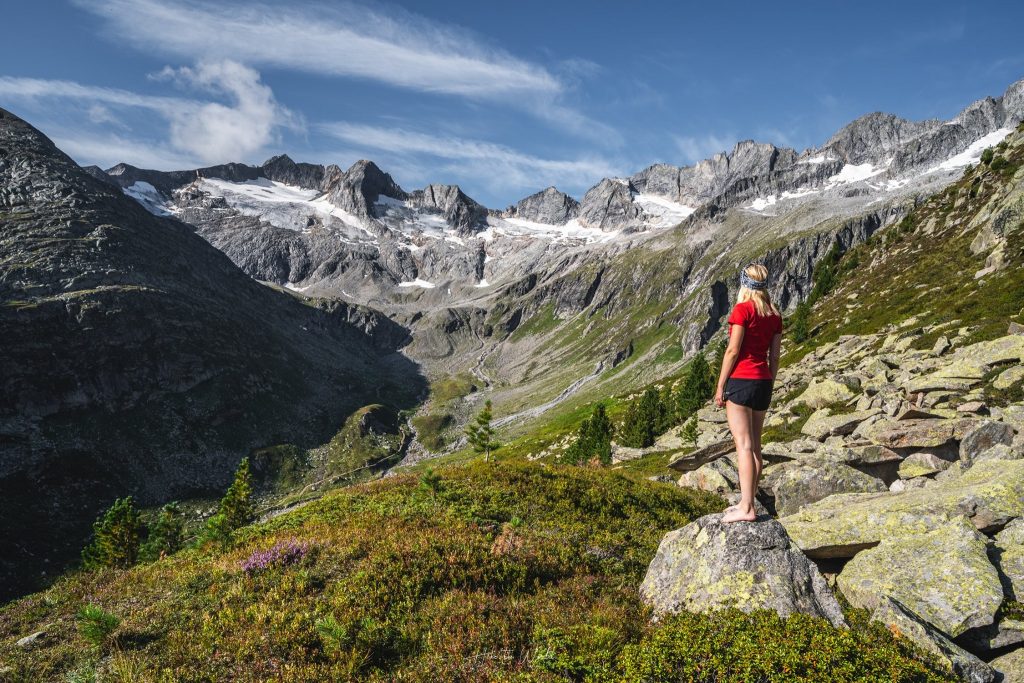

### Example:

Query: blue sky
xmin=2 ymin=0 xmax=1023 ymax=207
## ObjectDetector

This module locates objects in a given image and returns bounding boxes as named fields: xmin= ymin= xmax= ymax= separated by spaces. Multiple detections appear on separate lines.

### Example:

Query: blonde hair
xmin=737 ymin=264 xmax=780 ymax=317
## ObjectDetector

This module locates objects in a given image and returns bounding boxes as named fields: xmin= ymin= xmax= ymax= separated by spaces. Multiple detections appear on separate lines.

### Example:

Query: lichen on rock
xmin=640 ymin=513 xmax=846 ymax=628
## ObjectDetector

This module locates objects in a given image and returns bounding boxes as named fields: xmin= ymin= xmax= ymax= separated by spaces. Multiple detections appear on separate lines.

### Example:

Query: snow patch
xmin=123 ymin=181 xmax=172 ymax=216
xmin=398 ymin=278 xmax=436 ymax=289
xmin=633 ymin=193 xmax=697 ymax=227
xmin=828 ymin=163 xmax=885 ymax=184
xmin=925 ymin=127 xmax=1014 ymax=174
xmin=284 ymin=282 xmax=310 ymax=293
xmin=474 ymin=278 xmax=491 ymax=288
xmin=748 ymin=195 xmax=778 ymax=211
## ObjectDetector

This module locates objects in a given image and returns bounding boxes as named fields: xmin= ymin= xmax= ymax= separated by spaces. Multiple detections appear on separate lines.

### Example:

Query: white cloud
xmin=672 ymin=133 xmax=736 ymax=165
xmin=155 ymin=61 xmax=299 ymax=163
xmin=76 ymin=0 xmax=560 ymax=100
xmin=320 ymin=122 xmax=620 ymax=199
xmin=71 ymin=0 xmax=615 ymax=142
xmin=0 ymin=60 xmax=295 ymax=165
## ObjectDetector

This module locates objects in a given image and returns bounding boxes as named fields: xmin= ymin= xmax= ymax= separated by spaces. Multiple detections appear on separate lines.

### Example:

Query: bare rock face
xmin=406 ymin=183 xmax=488 ymax=234
xmin=578 ymin=178 xmax=644 ymax=231
xmin=504 ymin=186 xmax=579 ymax=224
xmin=326 ymin=159 xmax=407 ymax=218
xmin=640 ymin=513 xmax=846 ymax=628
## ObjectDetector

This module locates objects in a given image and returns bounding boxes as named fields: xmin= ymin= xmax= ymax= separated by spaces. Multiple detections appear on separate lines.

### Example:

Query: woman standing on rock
xmin=715 ymin=263 xmax=783 ymax=523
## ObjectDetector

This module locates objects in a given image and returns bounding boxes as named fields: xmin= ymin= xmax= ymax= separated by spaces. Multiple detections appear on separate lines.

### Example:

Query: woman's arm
xmin=769 ymin=332 xmax=782 ymax=380
xmin=715 ymin=325 xmax=745 ymax=407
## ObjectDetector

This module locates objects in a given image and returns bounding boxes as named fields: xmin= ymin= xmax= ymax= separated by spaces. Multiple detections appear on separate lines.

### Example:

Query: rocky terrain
xmin=0 ymin=109 xmax=425 ymax=600
xmin=635 ymin=127 xmax=1024 ymax=682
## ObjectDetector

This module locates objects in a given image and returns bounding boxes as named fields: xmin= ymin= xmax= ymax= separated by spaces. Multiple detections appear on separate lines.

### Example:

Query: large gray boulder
xmin=773 ymin=462 xmax=887 ymax=516
xmin=871 ymin=597 xmax=995 ymax=683
xmin=677 ymin=456 xmax=738 ymax=494
xmin=837 ymin=517 xmax=1003 ymax=637
xmin=796 ymin=377 xmax=855 ymax=409
xmin=994 ymin=518 xmax=1024 ymax=600
xmin=991 ymin=647 xmax=1024 ymax=683
xmin=801 ymin=408 xmax=880 ymax=440
xmin=960 ymin=421 xmax=1015 ymax=465
xmin=781 ymin=459 xmax=1024 ymax=558
xmin=640 ymin=513 xmax=846 ymax=627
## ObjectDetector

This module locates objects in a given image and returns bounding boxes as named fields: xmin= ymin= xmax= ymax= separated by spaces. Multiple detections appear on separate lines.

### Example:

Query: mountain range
xmin=2 ymin=76 xmax=1023 ymax=600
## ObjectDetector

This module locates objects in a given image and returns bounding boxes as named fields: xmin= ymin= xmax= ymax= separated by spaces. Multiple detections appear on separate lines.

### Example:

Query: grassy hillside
xmin=0 ymin=462 xmax=955 ymax=682
xmin=782 ymin=122 xmax=1024 ymax=366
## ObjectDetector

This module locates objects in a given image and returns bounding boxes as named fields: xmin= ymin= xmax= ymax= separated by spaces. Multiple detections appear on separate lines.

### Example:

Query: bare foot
xmin=721 ymin=506 xmax=757 ymax=523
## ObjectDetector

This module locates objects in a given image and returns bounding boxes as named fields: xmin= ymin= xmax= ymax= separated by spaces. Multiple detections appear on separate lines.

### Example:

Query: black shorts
xmin=725 ymin=378 xmax=774 ymax=411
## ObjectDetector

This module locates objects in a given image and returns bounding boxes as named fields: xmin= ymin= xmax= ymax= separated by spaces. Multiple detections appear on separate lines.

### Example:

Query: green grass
xmin=0 ymin=461 xmax=954 ymax=682
xmin=410 ymin=412 xmax=453 ymax=451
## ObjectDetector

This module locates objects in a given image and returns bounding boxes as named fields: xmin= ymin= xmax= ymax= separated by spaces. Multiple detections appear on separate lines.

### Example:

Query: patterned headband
xmin=740 ymin=266 xmax=769 ymax=291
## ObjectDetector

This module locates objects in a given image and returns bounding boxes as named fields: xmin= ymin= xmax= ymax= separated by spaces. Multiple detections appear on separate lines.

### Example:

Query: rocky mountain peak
xmin=823 ymin=112 xmax=941 ymax=164
xmin=259 ymin=154 xmax=326 ymax=190
xmin=324 ymin=158 xmax=407 ymax=217
xmin=406 ymin=182 xmax=488 ymax=234
xmin=503 ymin=185 xmax=580 ymax=224
xmin=578 ymin=178 xmax=643 ymax=231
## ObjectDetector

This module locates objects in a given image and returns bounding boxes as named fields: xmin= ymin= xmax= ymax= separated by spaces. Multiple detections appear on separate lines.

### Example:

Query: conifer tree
xmin=562 ymin=403 xmax=614 ymax=465
xmin=791 ymin=302 xmax=810 ymax=343
xmin=675 ymin=353 xmax=714 ymax=421
xmin=219 ymin=457 xmax=254 ymax=530
xmin=680 ymin=415 xmax=699 ymax=446
xmin=619 ymin=388 xmax=660 ymax=448
xmin=465 ymin=399 xmax=499 ymax=461
xmin=81 ymin=497 xmax=142 ymax=570
xmin=141 ymin=502 xmax=184 ymax=561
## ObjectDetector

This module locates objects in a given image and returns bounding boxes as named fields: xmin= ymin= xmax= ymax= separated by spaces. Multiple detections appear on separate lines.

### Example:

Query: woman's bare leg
xmin=751 ymin=409 xmax=767 ymax=487
xmin=722 ymin=401 xmax=757 ymax=523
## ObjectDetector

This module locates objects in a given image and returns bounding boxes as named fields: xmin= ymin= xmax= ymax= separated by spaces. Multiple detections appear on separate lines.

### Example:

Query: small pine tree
xmin=618 ymin=388 xmax=660 ymax=448
xmin=654 ymin=385 xmax=674 ymax=434
xmin=680 ymin=415 xmax=699 ymax=446
xmin=675 ymin=353 xmax=714 ymax=421
xmin=219 ymin=458 xmax=254 ymax=531
xmin=710 ymin=340 xmax=727 ymax=384
xmin=202 ymin=458 xmax=255 ymax=548
xmin=81 ymin=497 xmax=142 ymax=570
xmin=562 ymin=403 xmax=614 ymax=465
xmin=790 ymin=301 xmax=810 ymax=343
xmin=981 ymin=147 xmax=994 ymax=165
xmin=465 ymin=399 xmax=499 ymax=461
xmin=140 ymin=502 xmax=184 ymax=562
xmin=77 ymin=604 xmax=120 ymax=648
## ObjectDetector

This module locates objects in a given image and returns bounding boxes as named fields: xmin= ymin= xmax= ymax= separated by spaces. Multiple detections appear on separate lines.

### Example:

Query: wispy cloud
xmin=71 ymin=0 xmax=615 ymax=143
xmin=48 ymin=129 xmax=202 ymax=170
xmin=0 ymin=60 xmax=296 ymax=165
xmin=320 ymin=122 xmax=621 ymax=200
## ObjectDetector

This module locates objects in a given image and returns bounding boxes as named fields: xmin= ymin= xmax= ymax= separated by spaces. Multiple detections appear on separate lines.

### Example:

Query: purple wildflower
xmin=240 ymin=539 xmax=311 ymax=575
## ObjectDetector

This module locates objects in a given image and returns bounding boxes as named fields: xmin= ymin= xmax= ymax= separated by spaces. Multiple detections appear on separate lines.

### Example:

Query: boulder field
xmin=643 ymin=325 xmax=1024 ymax=682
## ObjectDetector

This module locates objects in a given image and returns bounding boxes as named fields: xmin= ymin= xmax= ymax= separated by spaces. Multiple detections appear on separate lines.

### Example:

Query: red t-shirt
xmin=727 ymin=300 xmax=782 ymax=380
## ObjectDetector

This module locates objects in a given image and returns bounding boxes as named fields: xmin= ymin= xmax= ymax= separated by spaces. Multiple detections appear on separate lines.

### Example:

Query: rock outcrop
xmin=837 ymin=518 xmax=1003 ymax=637
xmin=640 ymin=513 xmax=846 ymax=628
